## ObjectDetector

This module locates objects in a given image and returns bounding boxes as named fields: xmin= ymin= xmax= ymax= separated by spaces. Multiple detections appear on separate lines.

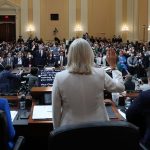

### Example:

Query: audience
xmin=52 ymin=38 xmax=125 ymax=129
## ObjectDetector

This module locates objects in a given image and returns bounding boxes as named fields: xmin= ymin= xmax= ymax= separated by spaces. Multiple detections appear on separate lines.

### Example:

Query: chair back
xmin=49 ymin=121 xmax=140 ymax=150
xmin=0 ymin=110 xmax=9 ymax=150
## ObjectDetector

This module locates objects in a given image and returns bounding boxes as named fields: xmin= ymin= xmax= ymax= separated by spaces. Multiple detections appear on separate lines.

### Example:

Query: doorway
xmin=0 ymin=15 xmax=16 ymax=42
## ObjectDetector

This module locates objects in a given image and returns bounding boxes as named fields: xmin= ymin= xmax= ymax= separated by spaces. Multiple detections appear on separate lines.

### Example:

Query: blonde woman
xmin=52 ymin=38 xmax=125 ymax=129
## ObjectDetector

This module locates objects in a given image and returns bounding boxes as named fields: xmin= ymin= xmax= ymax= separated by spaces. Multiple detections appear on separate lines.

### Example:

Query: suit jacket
xmin=0 ymin=70 xmax=20 ymax=92
xmin=54 ymin=55 xmax=67 ymax=67
xmin=126 ymin=90 xmax=150 ymax=149
xmin=52 ymin=68 xmax=125 ymax=129
xmin=0 ymin=98 xmax=15 ymax=149
xmin=3 ymin=57 xmax=14 ymax=67
xmin=13 ymin=57 xmax=26 ymax=67
xmin=34 ymin=50 xmax=47 ymax=66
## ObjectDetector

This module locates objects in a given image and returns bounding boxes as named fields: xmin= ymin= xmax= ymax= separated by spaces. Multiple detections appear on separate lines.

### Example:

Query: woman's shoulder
xmin=55 ymin=69 xmax=69 ymax=77
xmin=92 ymin=67 xmax=106 ymax=78
xmin=93 ymin=67 xmax=105 ymax=73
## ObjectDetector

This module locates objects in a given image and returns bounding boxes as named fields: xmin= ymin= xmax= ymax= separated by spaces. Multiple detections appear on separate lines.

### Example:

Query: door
xmin=0 ymin=15 xmax=16 ymax=42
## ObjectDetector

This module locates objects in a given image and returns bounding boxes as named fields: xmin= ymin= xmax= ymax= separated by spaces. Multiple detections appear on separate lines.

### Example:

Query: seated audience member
xmin=124 ymin=75 xmax=135 ymax=91
xmin=52 ymin=38 xmax=125 ymax=129
xmin=126 ymin=88 xmax=150 ymax=149
xmin=0 ymin=65 xmax=22 ymax=93
xmin=13 ymin=52 xmax=25 ymax=67
xmin=25 ymin=67 xmax=39 ymax=91
xmin=127 ymin=52 xmax=138 ymax=76
xmin=139 ymin=71 xmax=150 ymax=91
xmin=0 ymin=98 xmax=15 ymax=149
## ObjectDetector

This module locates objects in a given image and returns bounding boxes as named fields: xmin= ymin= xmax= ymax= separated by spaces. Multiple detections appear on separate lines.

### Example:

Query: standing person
xmin=52 ymin=38 xmax=125 ymax=129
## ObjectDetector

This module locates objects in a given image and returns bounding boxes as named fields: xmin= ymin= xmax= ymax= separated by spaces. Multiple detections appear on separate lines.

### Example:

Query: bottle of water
xmin=19 ymin=94 xmax=26 ymax=110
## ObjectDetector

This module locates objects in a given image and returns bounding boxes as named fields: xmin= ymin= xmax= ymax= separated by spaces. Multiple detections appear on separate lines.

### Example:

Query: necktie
xmin=132 ymin=57 xmax=134 ymax=65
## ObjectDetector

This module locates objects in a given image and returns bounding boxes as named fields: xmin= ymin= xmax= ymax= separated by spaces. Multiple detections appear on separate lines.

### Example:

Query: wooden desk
xmin=14 ymin=100 xmax=123 ymax=149
xmin=0 ymin=95 xmax=19 ymax=101
xmin=28 ymin=100 xmax=123 ymax=126
xmin=31 ymin=87 xmax=52 ymax=93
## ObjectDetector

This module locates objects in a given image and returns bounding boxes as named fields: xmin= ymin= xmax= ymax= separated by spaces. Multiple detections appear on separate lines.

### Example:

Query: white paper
xmin=10 ymin=110 xmax=18 ymax=121
xmin=118 ymin=109 xmax=126 ymax=119
xmin=32 ymin=105 xmax=52 ymax=119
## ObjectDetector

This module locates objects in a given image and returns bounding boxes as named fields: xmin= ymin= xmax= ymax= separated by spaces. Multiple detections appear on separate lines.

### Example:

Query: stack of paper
xmin=32 ymin=105 xmax=52 ymax=119
xmin=10 ymin=110 xmax=18 ymax=121
xmin=118 ymin=109 xmax=126 ymax=119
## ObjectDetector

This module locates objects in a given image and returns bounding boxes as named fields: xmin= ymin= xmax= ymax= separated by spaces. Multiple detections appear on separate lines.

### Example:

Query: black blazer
xmin=126 ymin=90 xmax=150 ymax=149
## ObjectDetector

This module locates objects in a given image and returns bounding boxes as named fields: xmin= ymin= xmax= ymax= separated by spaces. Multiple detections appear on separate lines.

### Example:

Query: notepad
xmin=32 ymin=105 xmax=52 ymax=119
xmin=10 ymin=110 xmax=18 ymax=121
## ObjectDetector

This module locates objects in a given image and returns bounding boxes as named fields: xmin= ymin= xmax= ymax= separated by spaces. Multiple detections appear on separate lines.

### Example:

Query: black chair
xmin=49 ymin=121 xmax=145 ymax=150
xmin=0 ymin=110 xmax=24 ymax=150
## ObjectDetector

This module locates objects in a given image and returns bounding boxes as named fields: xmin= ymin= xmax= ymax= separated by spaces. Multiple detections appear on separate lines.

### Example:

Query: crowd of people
xmin=0 ymin=33 xmax=150 ymax=149
xmin=0 ymin=33 xmax=150 ymax=92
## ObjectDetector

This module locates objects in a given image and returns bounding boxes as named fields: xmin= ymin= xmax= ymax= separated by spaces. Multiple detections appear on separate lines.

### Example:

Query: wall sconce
xmin=121 ymin=25 xmax=129 ymax=32
xmin=26 ymin=25 xmax=35 ymax=37
xmin=74 ymin=24 xmax=83 ymax=32
xmin=74 ymin=24 xmax=83 ymax=37
xmin=53 ymin=27 xmax=58 ymax=36
xmin=148 ymin=25 xmax=150 ymax=31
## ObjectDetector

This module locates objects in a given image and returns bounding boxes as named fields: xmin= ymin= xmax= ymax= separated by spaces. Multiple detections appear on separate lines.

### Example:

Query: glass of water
xmin=125 ymin=98 xmax=131 ymax=110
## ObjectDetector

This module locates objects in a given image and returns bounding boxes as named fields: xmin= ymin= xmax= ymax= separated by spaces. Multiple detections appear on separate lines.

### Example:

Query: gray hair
xmin=67 ymin=38 xmax=94 ymax=74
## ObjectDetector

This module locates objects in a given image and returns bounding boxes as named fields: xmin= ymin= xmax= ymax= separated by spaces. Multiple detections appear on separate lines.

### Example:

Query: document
xmin=118 ymin=109 xmax=126 ymax=119
xmin=32 ymin=105 xmax=52 ymax=119
xmin=10 ymin=110 xmax=18 ymax=121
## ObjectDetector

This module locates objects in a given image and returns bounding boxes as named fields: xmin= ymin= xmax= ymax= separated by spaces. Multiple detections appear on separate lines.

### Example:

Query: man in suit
xmin=3 ymin=53 xmax=14 ymax=68
xmin=126 ymin=69 xmax=150 ymax=149
xmin=13 ymin=52 xmax=26 ymax=67
xmin=0 ymin=65 xmax=22 ymax=93
xmin=34 ymin=44 xmax=47 ymax=67
xmin=54 ymin=51 xmax=67 ymax=68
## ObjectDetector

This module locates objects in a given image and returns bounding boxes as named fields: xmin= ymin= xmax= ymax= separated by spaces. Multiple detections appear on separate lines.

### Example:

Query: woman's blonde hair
xmin=67 ymin=38 xmax=94 ymax=74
